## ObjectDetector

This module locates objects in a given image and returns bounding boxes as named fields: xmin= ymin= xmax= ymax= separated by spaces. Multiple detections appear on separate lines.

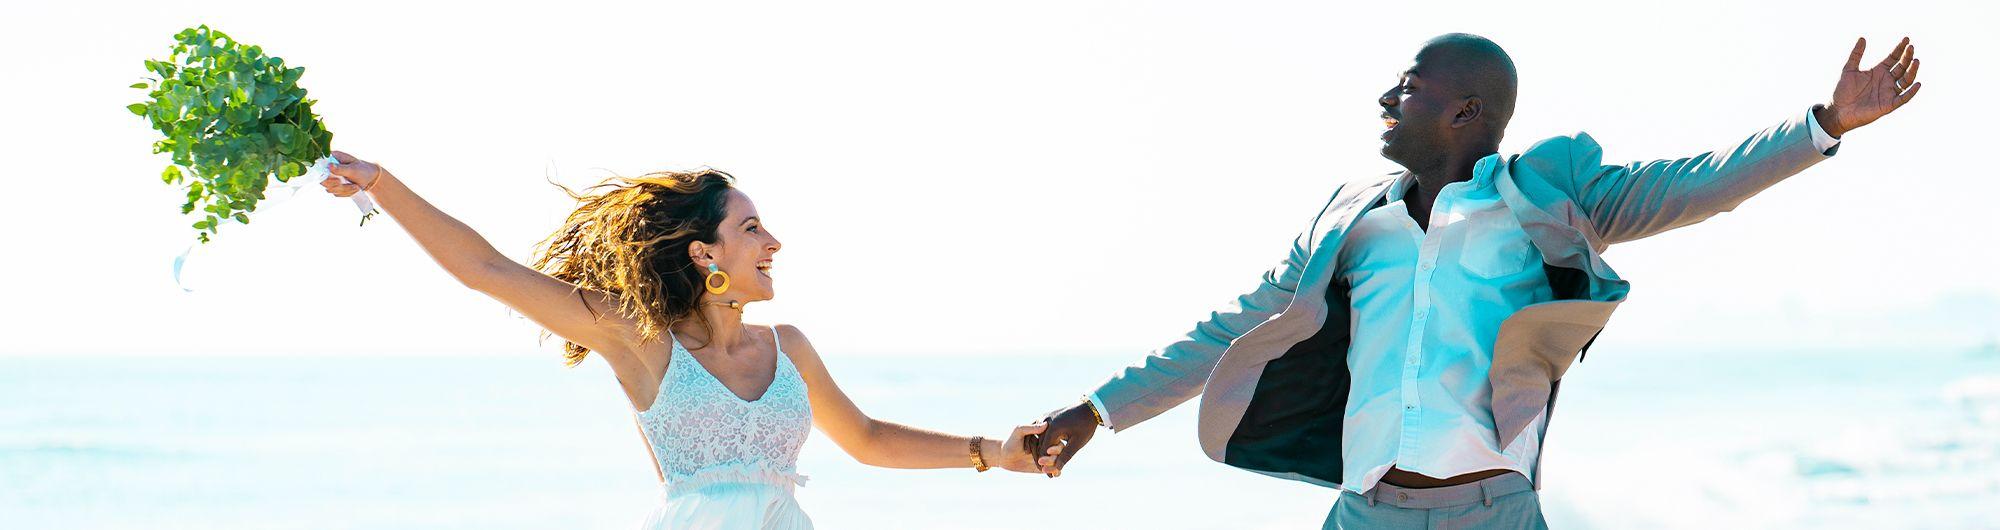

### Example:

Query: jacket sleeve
xmin=1516 ymin=107 xmax=1837 ymax=245
xmin=1087 ymin=190 xmax=1334 ymax=431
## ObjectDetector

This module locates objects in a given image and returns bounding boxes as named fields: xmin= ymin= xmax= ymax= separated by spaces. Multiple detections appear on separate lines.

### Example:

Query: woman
xmin=316 ymin=151 xmax=1056 ymax=529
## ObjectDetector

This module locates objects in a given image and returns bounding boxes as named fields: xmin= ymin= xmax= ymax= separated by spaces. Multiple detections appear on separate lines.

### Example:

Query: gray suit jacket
xmin=1091 ymin=109 xmax=1837 ymax=489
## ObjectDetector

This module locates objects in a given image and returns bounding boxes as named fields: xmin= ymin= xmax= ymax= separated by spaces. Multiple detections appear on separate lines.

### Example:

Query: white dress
xmin=637 ymin=328 xmax=814 ymax=529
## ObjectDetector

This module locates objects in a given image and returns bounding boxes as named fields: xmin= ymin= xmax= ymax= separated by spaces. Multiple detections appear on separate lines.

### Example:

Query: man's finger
xmin=1895 ymin=82 xmax=1922 ymax=108
xmin=1029 ymin=428 xmax=1057 ymax=468
xmin=1844 ymin=37 xmax=1866 ymax=71
xmin=330 ymin=150 xmax=357 ymax=164
xmin=1902 ymin=58 xmax=1920 ymax=86
xmin=1889 ymin=45 xmax=1914 ymax=78
xmin=1052 ymin=444 xmax=1080 ymax=469
xmin=1043 ymin=436 xmax=1071 ymax=474
xmin=1876 ymin=37 xmax=1909 ymax=70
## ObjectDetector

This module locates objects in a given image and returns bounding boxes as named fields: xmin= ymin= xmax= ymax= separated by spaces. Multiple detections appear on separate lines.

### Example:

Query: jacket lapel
xmin=1197 ymin=173 xmax=1398 ymax=477
xmin=1488 ymin=156 xmax=1630 ymax=445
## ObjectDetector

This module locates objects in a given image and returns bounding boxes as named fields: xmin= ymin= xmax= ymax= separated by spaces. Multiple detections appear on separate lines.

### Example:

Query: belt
xmin=1350 ymin=472 xmax=1534 ymax=510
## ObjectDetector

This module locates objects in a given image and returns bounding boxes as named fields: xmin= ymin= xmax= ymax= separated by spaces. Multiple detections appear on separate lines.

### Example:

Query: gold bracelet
xmin=1082 ymin=396 xmax=1105 ymax=426
xmin=969 ymin=436 xmax=990 ymax=472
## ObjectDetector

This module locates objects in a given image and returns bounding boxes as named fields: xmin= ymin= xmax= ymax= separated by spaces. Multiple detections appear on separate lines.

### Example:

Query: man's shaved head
xmin=1416 ymin=33 xmax=1518 ymax=134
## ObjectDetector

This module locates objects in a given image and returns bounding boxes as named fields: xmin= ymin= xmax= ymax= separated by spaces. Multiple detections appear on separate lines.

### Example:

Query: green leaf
xmin=161 ymin=165 xmax=180 ymax=184
xmin=262 ymin=95 xmax=297 ymax=119
xmin=130 ymin=82 xmax=149 ymax=89
xmin=277 ymin=161 xmax=303 ymax=181
xmin=225 ymin=104 xmax=255 ymax=124
xmin=127 ymin=103 xmax=148 ymax=116
xmin=270 ymin=122 xmax=298 ymax=141
xmin=233 ymin=213 xmax=250 ymax=224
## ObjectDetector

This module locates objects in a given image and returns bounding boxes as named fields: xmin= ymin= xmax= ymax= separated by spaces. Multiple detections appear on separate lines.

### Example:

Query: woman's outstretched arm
xmin=321 ymin=151 xmax=641 ymax=361
xmin=773 ymin=324 xmax=1054 ymax=473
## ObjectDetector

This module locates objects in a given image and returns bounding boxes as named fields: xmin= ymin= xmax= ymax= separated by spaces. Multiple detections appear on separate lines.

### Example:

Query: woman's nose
xmin=1379 ymin=91 xmax=1399 ymax=108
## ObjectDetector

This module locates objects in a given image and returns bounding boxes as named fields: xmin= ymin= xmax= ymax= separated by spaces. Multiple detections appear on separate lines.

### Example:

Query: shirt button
xmin=1405 ymin=404 xmax=1417 ymax=411
xmin=1419 ymin=263 xmax=1433 ymax=271
xmin=1414 ymin=310 xmax=1427 ymax=319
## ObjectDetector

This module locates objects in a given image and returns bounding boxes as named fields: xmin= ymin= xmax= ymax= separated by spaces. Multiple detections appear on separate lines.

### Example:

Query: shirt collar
xmin=1383 ymin=152 xmax=1507 ymax=203
xmin=1470 ymin=152 xmax=1505 ymax=189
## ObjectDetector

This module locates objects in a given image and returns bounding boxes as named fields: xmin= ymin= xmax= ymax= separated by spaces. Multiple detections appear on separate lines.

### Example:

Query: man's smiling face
xmin=1378 ymin=58 xmax=1450 ymax=173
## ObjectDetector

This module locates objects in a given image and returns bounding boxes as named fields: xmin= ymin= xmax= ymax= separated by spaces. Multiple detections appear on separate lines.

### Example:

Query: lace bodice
xmin=637 ymin=328 xmax=812 ymax=496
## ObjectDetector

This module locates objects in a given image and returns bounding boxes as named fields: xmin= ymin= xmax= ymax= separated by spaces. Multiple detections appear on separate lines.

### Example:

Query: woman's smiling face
xmin=696 ymin=189 xmax=782 ymax=302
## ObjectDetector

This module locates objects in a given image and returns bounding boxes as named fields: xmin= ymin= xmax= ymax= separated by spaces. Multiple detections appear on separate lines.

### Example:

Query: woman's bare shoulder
xmin=764 ymin=323 xmax=825 ymax=366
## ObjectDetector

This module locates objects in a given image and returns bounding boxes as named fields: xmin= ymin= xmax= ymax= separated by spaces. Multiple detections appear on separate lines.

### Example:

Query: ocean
xmin=4 ymin=349 xmax=1996 ymax=529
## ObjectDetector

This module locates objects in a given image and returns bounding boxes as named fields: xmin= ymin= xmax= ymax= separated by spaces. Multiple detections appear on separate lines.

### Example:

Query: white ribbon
xmin=306 ymin=156 xmax=378 ymax=213
xmin=171 ymin=155 xmax=376 ymax=291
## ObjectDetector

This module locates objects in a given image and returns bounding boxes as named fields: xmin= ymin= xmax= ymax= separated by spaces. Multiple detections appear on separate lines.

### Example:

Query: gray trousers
xmin=1323 ymin=473 xmax=1548 ymax=530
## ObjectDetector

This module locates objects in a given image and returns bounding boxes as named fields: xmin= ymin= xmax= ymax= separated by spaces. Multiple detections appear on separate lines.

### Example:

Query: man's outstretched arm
xmin=1524 ymin=36 xmax=1921 ymax=245
xmin=1032 ymin=192 xmax=1337 ymax=476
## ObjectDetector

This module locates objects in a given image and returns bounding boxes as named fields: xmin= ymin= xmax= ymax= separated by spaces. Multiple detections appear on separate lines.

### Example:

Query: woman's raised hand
xmin=320 ymin=150 xmax=387 ymax=197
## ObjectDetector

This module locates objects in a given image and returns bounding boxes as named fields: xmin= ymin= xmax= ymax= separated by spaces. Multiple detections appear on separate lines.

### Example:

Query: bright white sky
xmin=3 ymin=0 xmax=1994 ymax=357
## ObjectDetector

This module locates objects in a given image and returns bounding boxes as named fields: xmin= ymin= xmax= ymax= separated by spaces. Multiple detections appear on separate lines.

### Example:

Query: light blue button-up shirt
xmin=1333 ymin=157 xmax=1556 ymax=494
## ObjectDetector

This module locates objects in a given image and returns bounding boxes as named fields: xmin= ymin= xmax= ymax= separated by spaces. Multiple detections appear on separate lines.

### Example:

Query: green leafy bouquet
xmin=130 ymin=25 xmax=371 ymax=244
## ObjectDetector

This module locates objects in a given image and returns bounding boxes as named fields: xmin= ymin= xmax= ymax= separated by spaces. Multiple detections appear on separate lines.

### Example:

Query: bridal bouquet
xmin=129 ymin=25 xmax=371 ymax=243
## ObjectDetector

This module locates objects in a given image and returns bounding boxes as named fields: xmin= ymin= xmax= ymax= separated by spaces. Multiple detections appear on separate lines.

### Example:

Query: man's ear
xmin=1450 ymin=96 xmax=1483 ymax=129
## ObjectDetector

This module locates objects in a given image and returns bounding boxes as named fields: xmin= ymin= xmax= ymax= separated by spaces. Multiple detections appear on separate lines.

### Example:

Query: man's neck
xmin=1402 ymin=149 xmax=1493 ymax=230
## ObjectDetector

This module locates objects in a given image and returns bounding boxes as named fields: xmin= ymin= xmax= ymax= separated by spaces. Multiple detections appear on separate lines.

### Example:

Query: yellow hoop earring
xmin=704 ymin=263 xmax=731 ymax=295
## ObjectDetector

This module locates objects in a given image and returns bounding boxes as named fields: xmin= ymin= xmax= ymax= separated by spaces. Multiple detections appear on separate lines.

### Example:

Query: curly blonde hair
xmin=529 ymin=169 xmax=737 ymax=366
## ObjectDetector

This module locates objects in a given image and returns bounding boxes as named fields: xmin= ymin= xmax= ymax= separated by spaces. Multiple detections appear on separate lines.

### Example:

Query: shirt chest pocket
xmin=1458 ymin=214 xmax=1540 ymax=280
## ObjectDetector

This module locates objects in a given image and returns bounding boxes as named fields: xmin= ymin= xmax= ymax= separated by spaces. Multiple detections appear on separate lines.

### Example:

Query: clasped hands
xmin=997 ymin=402 xmax=1098 ymax=477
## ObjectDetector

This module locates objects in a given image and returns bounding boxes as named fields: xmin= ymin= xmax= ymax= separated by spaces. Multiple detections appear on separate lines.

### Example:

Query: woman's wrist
xmin=976 ymin=437 xmax=1006 ymax=471
xmin=365 ymin=169 xmax=396 ymax=192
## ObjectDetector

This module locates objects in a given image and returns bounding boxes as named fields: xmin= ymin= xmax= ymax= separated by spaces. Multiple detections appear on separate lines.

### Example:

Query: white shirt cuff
xmin=1086 ymin=392 xmax=1114 ymax=430
xmin=1807 ymin=106 xmax=1841 ymax=153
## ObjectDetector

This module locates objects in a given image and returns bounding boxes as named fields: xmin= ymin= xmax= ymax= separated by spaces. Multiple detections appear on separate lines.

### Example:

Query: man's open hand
xmin=1818 ymin=36 xmax=1921 ymax=138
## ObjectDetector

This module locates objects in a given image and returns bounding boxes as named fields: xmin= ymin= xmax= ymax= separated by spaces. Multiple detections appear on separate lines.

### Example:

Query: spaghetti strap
xmin=769 ymin=325 xmax=782 ymax=353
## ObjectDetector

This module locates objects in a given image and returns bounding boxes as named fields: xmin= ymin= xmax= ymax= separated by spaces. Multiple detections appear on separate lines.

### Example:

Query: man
xmin=1029 ymin=33 xmax=1921 ymax=528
